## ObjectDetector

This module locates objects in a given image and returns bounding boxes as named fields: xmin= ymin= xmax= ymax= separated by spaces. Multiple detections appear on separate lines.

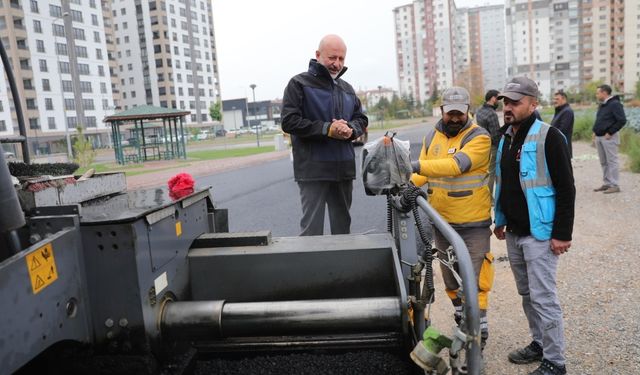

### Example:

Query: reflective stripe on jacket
xmin=494 ymin=119 xmax=555 ymax=240
xmin=410 ymin=119 xmax=492 ymax=227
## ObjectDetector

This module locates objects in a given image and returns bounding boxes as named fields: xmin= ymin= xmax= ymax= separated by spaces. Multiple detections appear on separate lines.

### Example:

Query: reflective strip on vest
xmin=429 ymin=174 xmax=488 ymax=190
xmin=520 ymin=124 xmax=552 ymax=191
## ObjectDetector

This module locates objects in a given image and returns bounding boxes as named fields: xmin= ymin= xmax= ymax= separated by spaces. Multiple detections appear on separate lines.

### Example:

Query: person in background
xmin=411 ymin=86 xmax=494 ymax=351
xmin=592 ymin=84 xmax=627 ymax=194
xmin=493 ymin=76 xmax=575 ymax=375
xmin=281 ymin=34 xmax=368 ymax=235
xmin=550 ymin=91 xmax=574 ymax=158
xmin=474 ymin=89 xmax=501 ymax=197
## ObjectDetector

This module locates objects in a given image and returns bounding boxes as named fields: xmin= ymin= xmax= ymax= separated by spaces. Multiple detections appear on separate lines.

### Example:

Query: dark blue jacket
xmin=282 ymin=59 xmax=368 ymax=181
xmin=551 ymin=103 xmax=574 ymax=157
xmin=593 ymin=96 xmax=627 ymax=136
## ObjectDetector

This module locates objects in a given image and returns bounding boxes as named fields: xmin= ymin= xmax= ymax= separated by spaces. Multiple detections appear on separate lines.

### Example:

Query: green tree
xmin=209 ymin=101 xmax=222 ymax=121
xmin=636 ymin=80 xmax=640 ymax=100
xmin=73 ymin=127 xmax=97 ymax=168
xmin=581 ymin=80 xmax=604 ymax=104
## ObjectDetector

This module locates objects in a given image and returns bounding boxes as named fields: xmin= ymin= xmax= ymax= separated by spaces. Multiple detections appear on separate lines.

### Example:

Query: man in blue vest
xmin=493 ymin=77 xmax=575 ymax=375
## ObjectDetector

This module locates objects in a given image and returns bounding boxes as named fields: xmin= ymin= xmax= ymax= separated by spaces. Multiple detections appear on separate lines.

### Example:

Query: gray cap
xmin=498 ymin=76 xmax=540 ymax=101
xmin=441 ymin=87 xmax=470 ymax=113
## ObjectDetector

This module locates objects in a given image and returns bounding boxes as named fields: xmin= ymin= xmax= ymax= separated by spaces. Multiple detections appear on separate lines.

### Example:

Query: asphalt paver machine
xmin=0 ymin=40 xmax=481 ymax=375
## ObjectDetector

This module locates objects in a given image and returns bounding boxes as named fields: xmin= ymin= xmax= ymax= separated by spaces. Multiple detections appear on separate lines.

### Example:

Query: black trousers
xmin=298 ymin=180 xmax=353 ymax=236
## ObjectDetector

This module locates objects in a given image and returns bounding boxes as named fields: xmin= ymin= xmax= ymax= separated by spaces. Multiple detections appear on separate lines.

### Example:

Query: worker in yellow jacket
xmin=411 ymin=86 xmax=494 ymax=350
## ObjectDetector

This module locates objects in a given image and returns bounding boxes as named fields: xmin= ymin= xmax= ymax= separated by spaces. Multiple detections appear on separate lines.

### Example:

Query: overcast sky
xmin=212 ymin=0 xmax=503 ymax=102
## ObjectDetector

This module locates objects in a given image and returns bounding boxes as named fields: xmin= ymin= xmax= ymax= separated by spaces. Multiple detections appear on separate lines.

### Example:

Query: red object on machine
xmin=168 ymin=172 xmax=194 ymax=200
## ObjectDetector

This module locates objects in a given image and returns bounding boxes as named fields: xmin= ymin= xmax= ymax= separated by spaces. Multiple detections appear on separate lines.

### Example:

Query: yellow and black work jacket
xmin=410 ymin=119 xmax=492 ymax=227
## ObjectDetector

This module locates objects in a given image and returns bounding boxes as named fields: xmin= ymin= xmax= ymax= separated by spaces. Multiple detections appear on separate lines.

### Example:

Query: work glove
xmin=411 ymin=160 xmax=421 ymax=174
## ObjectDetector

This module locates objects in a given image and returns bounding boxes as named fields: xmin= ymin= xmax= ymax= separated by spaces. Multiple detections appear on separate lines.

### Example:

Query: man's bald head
xmin=316 ymin=34 xmax=347 ymax=79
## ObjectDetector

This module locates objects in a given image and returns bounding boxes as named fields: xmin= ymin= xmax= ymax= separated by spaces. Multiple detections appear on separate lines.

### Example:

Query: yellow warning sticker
xmin=25 ymin=243 xmax=59 ymax=294
xmin=175 ymin=221 xmax=182 ymax=237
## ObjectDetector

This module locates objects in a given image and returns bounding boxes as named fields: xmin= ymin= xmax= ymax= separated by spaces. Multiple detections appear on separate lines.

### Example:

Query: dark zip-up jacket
xmin=593 ymin=95 xmax=627 ymax=136
xmin=551 ymin=103 xmax=574 ymax=157
xmin=474 ymin=103 xmax=501 ymax=146
xmin=282 ymin=59 xmax=368 ymax=181
xmin=498 ymin=113 xmax=575 ymax=241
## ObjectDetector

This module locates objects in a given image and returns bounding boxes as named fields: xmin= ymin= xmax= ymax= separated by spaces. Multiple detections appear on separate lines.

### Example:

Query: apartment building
xmin=110 ymin=0 xmax=220 ymax=125
xmin=455 ymin=4 xmax=507 ymax=100
xmin=506 ymin=0 xmax=636 ymax=98
xmin=394 ymin=0 xmax=456 ymax=106
xmin=505 ymin=0 xmax=553 ymax=99
xmin=624 ymin=0 xmax=640 ymax=95
xmin=0 ymin=0 xmax=117 ymax=154
xmin=395 ymin=1 xmax=508 ymax=106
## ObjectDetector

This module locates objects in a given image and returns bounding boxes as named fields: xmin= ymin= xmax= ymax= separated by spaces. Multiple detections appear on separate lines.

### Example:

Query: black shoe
xmin=529 ymin=359 xmax=566 ymax=375
xmin=508 ymin=341 xmax=543 ymax=364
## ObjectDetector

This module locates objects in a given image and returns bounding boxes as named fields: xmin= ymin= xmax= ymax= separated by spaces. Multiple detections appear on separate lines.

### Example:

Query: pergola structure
xmin=103 ymin=106 xmax=191 ymax=165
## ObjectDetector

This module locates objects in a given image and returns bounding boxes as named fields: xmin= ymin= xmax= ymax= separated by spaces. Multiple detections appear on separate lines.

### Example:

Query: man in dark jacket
xmin=281 ymin=34 xmax=368 ymax=236
xmin=551 ymin=91 xmax=574 ymax=158
xmin=592 ymin=84 xmax=627 ymax=194
xmin=474 ymin=89 xmax=501 ymax=196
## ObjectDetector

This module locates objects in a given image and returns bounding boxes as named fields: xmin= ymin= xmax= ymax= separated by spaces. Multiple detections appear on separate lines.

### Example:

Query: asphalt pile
xmin=194 ymin=350 xmax=420 ymax=375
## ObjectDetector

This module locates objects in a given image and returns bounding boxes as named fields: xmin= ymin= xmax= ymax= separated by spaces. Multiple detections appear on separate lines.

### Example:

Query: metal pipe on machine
xmin=161 ymin=297 xmax=402 ymax=340
xmin=0 ymin=150 xmax=25 ymax=256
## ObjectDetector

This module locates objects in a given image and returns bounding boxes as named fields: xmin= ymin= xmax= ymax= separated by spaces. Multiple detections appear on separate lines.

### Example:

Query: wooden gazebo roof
xmin=103 ymin=105 xmax=190 ymax=122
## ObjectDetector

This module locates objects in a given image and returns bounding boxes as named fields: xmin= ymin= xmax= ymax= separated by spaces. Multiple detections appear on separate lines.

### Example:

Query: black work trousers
xmin=298 ymin=180 xmax=352 ymax=236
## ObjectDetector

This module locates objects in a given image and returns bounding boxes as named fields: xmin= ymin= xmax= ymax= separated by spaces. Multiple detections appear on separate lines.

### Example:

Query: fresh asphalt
xmin=196 ymin=124 xmax=430 ymax=237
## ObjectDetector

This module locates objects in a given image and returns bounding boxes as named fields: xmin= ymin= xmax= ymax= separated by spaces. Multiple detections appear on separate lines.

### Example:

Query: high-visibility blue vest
xmin=494 ymin=119 xmax=556 ymax=241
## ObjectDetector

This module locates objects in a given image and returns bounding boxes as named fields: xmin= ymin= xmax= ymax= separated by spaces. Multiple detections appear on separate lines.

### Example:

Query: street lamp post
xmin=249 ymin=84 xmax=259 ymax=147
xmin=378 ymin=85 xmax=384 ymax=129
xmin=52 ymin=13 xmax=73 ymax=161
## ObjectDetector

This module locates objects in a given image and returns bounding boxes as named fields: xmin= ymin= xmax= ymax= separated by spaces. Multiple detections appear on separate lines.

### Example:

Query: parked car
xmin=215 ymin=129 xmax=227 ymax=137
xmin=196 ymin=131 xmax=210 ymax=140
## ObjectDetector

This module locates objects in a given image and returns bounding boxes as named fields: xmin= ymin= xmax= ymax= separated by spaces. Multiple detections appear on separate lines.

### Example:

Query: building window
xmin=42 ymin=79 xmax=50 ymax=91
xmin=53 ymin=24 xmax=64 ymax=37
xmin=73 ymin=28 xmax=85 ymax=40
xmin=36 ymin=39 xmax=45 ymax=52
xmin=67 ymin=117 xmax=77 ymax=128
xmin=80 ymin=81 xmax=92 ymax=93
xmin=33 ymin=20 xmax=42 ymax=33
xmin=83 ymin=99 xmax=95 ymax=110
xmin=64 ymin=98 xmax=75 ymax=110
xmin=49 ymin=4 xmax=62 ymax=18
xmin=96 ymin=49 xmax=103 ymax=60
xmin=59 ymin=61 xmax=70 ymax=73
xmin=77 ymin=63 xmax=90 ymax=75
xmin=39 ymin=59 xmax=47 ymax=72
xmin=62 ymin=80 xmax=73 ymax=92
xmin=100 ymin=82 xmax=107 ymax=93
xmin=75 ymin=46 xmax=88 ymax=58
xmin=93 ymin=31 xmax=100 ymax=43
xmin=98 ymin=65 xmax=105 ymax=76
xmin=48 ymin=117 xmax=56 ymax=130
xmin=45 ymin=98 xmax=53 ymax=110
xmin=0 ymin=121 xmax=5 ymax=132
xmin=56 ymin=43 xmax=68 ymax=55
xmin=85 ymin=117 xmax=96 ymax=128
xmin=29 ymin=118 xmax=40 ymax=130
xmin=70 ymin=10 xmax=83 ymax=23
xmin=91 ymin=14 xmax=99 ymax=26
xmin=26 ymin=98 xmax=38 ymax=110
xmin=30 ymin=0 xmax=39 ymax=13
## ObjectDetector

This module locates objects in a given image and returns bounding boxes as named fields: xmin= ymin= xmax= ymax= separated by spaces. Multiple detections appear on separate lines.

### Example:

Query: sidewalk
xmin=125 ymin=149 xmax=290 ymax=190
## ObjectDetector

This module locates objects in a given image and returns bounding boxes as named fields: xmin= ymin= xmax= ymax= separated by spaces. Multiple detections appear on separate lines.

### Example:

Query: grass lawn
xmin=187 ymin=146 xmax=274 ymax=160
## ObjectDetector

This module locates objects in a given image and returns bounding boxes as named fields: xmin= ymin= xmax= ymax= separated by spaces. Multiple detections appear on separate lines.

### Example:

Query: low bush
xmin=620 ymin=128 xmax=640 ymax=173
xmin=572 ymin=110 xmax=595 ymax=141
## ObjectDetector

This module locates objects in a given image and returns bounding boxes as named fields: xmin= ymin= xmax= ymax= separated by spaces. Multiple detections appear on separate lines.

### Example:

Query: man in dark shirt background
xmin=550 ymin=91 xmax=574 ymax=158
xmin=474 ymin=89 xmax=501 ymax=197
xmin=592 ymin=84 xmax=627 ymax=194
xmin=493 ymin=77 xmax=575 ymax=375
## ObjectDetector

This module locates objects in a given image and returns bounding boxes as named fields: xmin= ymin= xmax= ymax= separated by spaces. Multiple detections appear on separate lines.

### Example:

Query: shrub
xmin=573 ymin=110 xmax=595 ymax=141
xmin=620 ymin=128 xmax=640 ymax=173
